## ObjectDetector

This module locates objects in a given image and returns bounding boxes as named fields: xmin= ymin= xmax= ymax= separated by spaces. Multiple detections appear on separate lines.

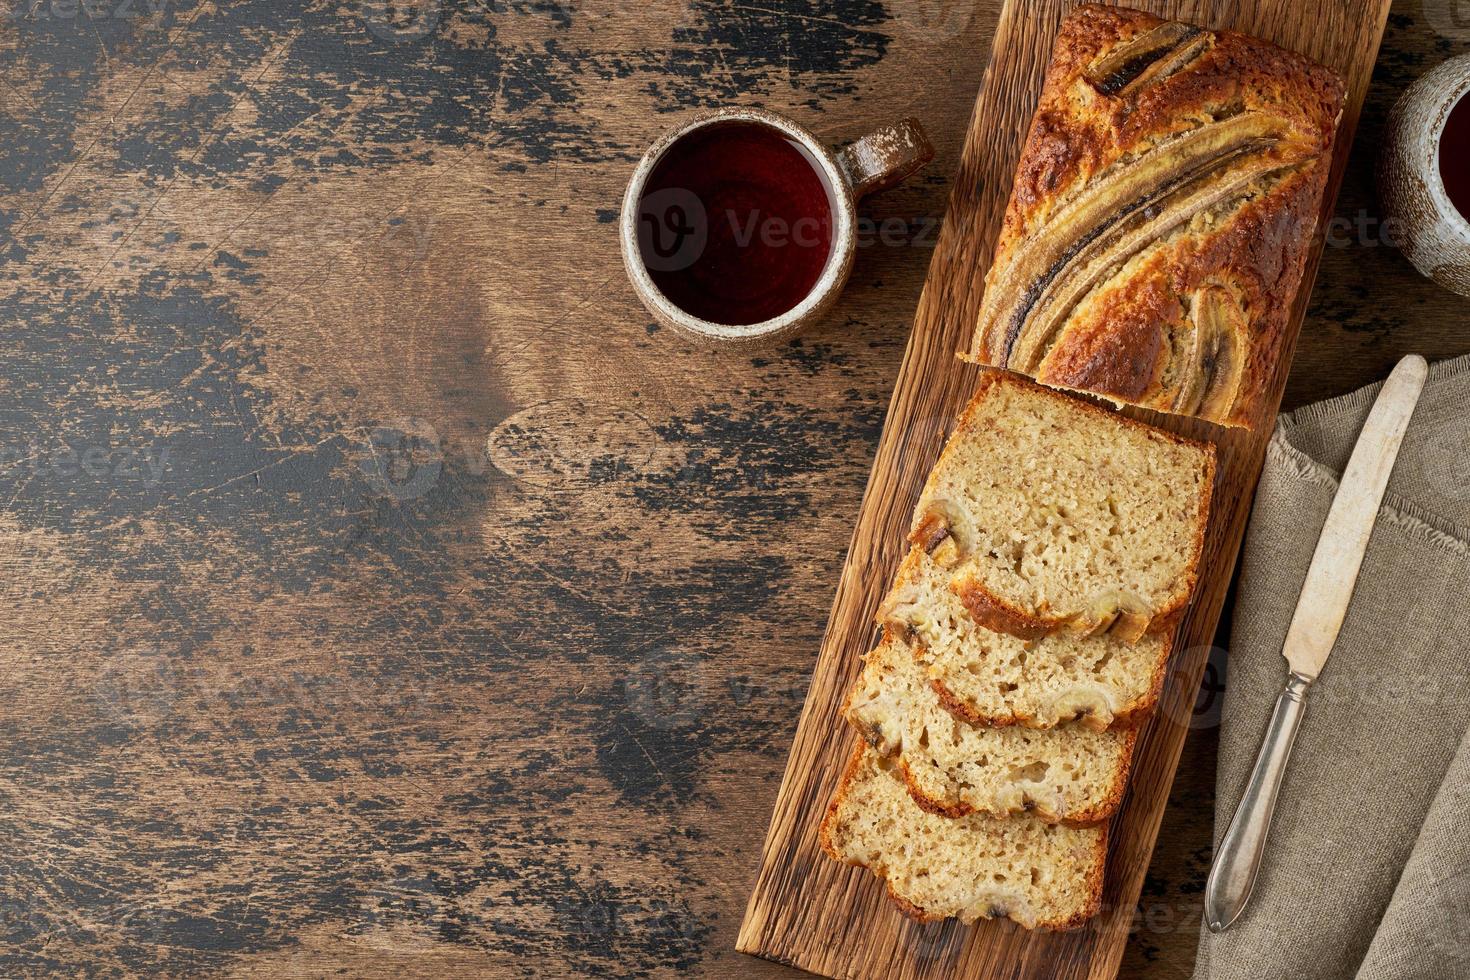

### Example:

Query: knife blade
xmin=1204 ymin=353 xmax=1428 ymax=933
xmin=1281 ymin=354 xmax=1429 ymax=679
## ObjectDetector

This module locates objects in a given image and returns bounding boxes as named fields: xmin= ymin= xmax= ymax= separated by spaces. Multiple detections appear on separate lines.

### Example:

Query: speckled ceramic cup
xmin=1378 ymin=54 xmax=1470 ymax=297
xmin=620 ymin=107 xmax=933 ymax=347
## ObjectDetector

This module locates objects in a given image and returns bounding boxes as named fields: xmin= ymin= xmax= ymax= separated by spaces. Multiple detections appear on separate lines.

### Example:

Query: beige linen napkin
xmin=1196 ymin=354 xmax=1470 ymax=980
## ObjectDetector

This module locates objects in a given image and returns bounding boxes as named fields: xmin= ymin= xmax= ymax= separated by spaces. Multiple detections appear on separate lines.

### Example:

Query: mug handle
xmin=836 ymin=118 xmax=935 ymax=198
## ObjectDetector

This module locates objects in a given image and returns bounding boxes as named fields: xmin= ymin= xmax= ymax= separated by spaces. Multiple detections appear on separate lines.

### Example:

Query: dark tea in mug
xmin=635 ymin=121 xmax=836 ymax=326
xmin=1441 ymin=92 xmax=1470 ymax=222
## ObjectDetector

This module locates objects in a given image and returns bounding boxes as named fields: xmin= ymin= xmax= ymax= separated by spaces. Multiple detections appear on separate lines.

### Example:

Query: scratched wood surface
xmin=0 ymin=1 xmax=1464 ymax=978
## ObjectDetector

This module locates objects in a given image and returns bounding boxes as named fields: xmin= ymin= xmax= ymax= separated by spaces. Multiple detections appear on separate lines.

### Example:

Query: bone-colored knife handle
xmin=1204 ymin=671 xmax=1312 ymax=933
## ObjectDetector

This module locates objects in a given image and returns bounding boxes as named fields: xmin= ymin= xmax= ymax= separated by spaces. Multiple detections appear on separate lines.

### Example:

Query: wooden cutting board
xmin=736 ymin=1 xmax=1393 ymax=977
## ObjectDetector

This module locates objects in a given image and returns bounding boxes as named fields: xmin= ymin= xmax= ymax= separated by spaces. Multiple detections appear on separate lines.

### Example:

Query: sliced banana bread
xmin=876 ymin=549 xmax=1176 ymax=731
xmin=845 ymin=635 xmax=1135 ymax=823
xmin=911 ymin=370 xmax=1214 ymax=641
xmin=881 ymin=547 xmax=1172 ymax=730
xmin=819 ymin=745 xmax=1107 ymax=930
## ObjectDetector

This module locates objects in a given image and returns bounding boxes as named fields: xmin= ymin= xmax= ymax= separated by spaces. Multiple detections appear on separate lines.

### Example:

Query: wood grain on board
xmin=736 ymin=1 xmax=1396 ymax=978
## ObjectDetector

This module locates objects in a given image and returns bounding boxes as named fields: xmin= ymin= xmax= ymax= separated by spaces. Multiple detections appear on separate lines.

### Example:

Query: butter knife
xmin=1203 ymin=353 xmax=1429 ymax=933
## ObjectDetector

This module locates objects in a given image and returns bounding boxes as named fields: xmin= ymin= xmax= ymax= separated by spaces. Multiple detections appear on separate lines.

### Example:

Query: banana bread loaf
xmin=966 ymin=4 xmax=1344 ymax=428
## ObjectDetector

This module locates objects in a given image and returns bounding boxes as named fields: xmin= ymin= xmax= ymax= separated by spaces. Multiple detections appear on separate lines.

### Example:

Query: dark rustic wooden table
xmin=1 ymin=1 xmax=1465 ymax=976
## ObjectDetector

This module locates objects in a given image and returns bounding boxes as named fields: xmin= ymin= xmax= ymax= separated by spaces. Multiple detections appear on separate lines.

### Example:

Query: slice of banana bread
xmin=819 ymin=745 xmax=1106 ymax=930
xmin=845 ymin=635 xmax=1135 ymax=823
xmin=881 ymin=547 xmax=1172 ymax=730
xmin=912 ymin=370 xmax=1214 ymax=641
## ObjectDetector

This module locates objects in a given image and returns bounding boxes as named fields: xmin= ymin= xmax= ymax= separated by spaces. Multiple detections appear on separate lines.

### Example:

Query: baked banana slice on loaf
xmin=819 ymin=745 xmax=1107 ymax=930
xmin=881 ymin=547 xmax=1173 ymax=730
xmin=911 ymin=370 xmax=1214 ymax=642
xmin=845 ymin=634 xmax=1135 ymax=822
xmin=966 ymin=4 xmax=1344 ymax=428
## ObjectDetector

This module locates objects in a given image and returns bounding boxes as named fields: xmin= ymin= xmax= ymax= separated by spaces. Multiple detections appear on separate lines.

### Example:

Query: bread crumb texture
xmin=820 ymin=747 xmax=1106 ymax=930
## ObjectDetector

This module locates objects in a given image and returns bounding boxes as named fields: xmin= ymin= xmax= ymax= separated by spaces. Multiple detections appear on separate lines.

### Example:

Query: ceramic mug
xmin=620 ymin=107 xmax=934 ymax=347
xmin=1378 ymin=54 xmax=1470 ymax=297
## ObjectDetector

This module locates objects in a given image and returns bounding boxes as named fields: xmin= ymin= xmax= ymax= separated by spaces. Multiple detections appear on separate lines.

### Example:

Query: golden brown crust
xmin=929 ymin=676 xmax=1020 ymax=730
xmin=882 ymin=883 xmax=942 ymax=924
xmin=1007 ymin=5 xmax=1343 ymax=216
xmin=1034 ymin=167 xmax=1328 ymax=424
xmin=948 ymin=580 xmax=1059 ymax=641
xmin=1134 ymin=625 xmax=1177 ymax=729
xmin=816 ymin=741 xmax=870 ymax=865
xmin=896 ymin=759 xmax=973 ymax=819
xmin=952 ymin=570 xmax=1192 ymax=641
xmin=1091 ymin=726 xmax=1137 ymax=825
xmin=970 ymin=4 xmax=1346 ymax=428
